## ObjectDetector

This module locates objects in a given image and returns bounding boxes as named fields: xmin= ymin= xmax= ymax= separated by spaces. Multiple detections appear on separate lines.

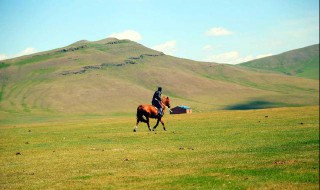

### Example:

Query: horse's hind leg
xmin=153 ymin=119 xmax=160 ymax=131
xmin=133 ymin=119 xmax=139 ymax=132
xmin=160 ymin=119 xmax=166 ymax=131
xmin=146 ymin=118 xmax=151 ymax=131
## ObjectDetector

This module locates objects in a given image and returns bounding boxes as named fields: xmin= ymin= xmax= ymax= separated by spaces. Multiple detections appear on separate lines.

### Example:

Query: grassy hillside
xmin=0 ymin=38 xmax=318 ymax=115
xmin=239 ymin=44 xmax=319 ymax=79
xmin=0 ymin=106 xmax=318 ymax=189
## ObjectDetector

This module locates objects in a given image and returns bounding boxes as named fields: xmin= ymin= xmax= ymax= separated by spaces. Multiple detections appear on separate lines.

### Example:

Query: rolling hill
xmin=0 ymin=38 xmax=318 ymax=115
xmin=239 ymin=44 xmax=319 ymax=79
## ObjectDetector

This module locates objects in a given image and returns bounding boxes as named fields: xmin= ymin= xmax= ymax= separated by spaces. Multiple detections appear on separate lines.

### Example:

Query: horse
xmin=134 ymin=96 xmax=171 ymax=132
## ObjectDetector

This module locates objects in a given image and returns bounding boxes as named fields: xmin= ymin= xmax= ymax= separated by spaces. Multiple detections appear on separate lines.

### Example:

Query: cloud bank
xmin=0 ymin=47 xmax=37 ymax=61
xmin=205 ymin=51 xmax=272 ymax=64
xmin=152 ymin=40 xmax=177 ymax=55
xmin=205 ymin=27 xmax=233 ymax=36
xmin=108 ymin=30 xmax=142 ymax=42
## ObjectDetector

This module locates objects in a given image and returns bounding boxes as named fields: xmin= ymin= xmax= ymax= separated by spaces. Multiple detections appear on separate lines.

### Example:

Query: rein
xmin=160 ymin=99 xmax=172 ymax=113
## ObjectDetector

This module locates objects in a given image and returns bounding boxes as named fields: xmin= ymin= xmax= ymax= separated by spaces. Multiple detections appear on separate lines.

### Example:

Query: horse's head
xmin=162 ymin=96 xmax=171 ymax=108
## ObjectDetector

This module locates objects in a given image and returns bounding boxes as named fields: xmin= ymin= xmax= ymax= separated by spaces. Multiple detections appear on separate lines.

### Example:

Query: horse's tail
xmin=137 ymin=105 xmax=148 ymax=123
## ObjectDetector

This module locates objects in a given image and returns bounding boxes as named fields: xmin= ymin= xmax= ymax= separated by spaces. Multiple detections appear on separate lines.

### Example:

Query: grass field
xmin=0 ymin=106 xmax=319 ymax=189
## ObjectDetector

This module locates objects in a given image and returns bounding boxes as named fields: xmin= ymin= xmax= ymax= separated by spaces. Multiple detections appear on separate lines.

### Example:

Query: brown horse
xmin=134 ymin=96 xmax=171 ymax=132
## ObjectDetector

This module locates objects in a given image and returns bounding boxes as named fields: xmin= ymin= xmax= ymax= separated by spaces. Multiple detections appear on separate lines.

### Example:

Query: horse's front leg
xmin=153 ymin=119 xmax=160 ymax=131
xmin=160 ymin=119 xmax=166 ymax=131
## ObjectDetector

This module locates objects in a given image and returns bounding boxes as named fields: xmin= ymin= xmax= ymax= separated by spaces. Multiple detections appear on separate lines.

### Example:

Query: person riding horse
xmin=135 ymin=91 xmax=171 ymax=132
xmin=152 ymin=87 xmax=163 ymax=117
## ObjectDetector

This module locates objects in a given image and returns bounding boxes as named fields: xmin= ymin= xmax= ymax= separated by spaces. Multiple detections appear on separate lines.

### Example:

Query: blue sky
xmin=0 ymin=0 xmax=319 ymax=64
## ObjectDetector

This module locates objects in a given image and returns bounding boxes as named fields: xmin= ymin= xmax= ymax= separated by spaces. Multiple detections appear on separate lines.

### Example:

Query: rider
xmin=152 ymin=87 xmax=163 ymax=117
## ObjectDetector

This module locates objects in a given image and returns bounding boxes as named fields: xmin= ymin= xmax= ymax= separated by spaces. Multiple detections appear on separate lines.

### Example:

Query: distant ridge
xmin=69 ymin=40 xmax=89 ymax=46
xmin=0 ymin=38 xmax=318 ymax=114
xmin=69 ymin=38 xmax=130 ymax=46
xmin=239 ymin=44 xmax=319 ymax=79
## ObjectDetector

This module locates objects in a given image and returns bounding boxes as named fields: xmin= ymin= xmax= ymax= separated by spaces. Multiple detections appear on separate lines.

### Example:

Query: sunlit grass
xmin=0 ymin=106 xmax=318 ymax=189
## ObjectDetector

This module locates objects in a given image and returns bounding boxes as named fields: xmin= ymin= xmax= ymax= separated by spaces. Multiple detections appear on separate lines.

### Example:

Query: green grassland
xmin=0 ymin=106 xmax=318 ymax=189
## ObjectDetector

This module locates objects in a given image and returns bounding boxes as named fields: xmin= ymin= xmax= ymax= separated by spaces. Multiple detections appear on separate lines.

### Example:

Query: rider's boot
xmin=157 ymin=108 xmax=163 ymax=117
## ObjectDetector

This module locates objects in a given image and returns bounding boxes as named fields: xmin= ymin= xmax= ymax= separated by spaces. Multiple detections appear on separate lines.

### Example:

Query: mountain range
xmin=0 ymin=38 xmax=318 ymax=115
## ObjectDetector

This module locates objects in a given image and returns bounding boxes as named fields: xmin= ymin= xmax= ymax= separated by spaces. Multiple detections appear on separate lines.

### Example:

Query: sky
xmin=0 ymin=0 xmax=319 ymax=64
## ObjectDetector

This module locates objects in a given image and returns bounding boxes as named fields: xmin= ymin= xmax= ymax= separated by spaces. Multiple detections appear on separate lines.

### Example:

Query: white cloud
xmin=152 ymin=40 xmax=177 ymax=55
xmin=108 ymin=30 xmax=142 ymax=42
xmin=16 ymin=47 xmax=37 ymax=57
xmin=205 ymin=51 xmax=273 ymax=64
xmin=202 ymin=45 xmax=214 ymax=51
xmin=0 ymin=47 xmax=38 ymax=61
xmin=0 ymin=54 xmax=8 ymax=61
xmin=205 ymin=27 xmax=233 ymax=36
xmin=205 ymin=51 xmax=240 ymax=64
xmin=256 ymin=53 xmax=273 ymax=59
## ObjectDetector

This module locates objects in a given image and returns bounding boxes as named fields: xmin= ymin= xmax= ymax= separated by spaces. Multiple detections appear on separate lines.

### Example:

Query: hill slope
xmin=239 ymin=44 xmax=319 ymax=79
xmin=0 ymin=38 xmax=318 ymax=115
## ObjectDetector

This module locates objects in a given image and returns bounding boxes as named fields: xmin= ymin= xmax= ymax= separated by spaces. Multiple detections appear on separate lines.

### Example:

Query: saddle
xmin=153 ymin=105 xmax=158 ymax=111
xmin=152 ymin=106 xmax=163 ymax=117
